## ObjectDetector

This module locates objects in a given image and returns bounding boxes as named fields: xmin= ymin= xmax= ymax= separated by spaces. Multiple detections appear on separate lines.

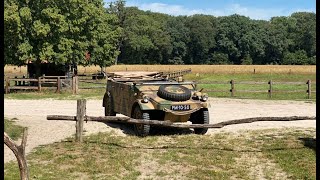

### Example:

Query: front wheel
xmin=132 ymin=106 xmax=151 ymax=137
xmin=191 ymin=108 xmax=209 ymax=135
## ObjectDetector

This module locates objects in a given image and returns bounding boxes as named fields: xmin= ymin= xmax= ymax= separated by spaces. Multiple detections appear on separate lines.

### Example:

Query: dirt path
xmin=4 ymin=98 xmax=316 ymax=163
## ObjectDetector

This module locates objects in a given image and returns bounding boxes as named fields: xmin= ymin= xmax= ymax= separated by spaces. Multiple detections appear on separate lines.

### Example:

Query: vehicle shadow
xmin=299 ymin=137 xmax=316 ymax=152
xmin=104 ymin=122 xmax=136 ymax=135
xmin=149 ymin=126 xmax=193 ymax=136
xmin=104 ymin=122 xmax=194 ymax=136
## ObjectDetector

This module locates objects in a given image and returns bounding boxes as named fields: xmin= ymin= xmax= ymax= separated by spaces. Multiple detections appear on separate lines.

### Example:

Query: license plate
xmin=170 ymin=105 xmax=191 ymax=111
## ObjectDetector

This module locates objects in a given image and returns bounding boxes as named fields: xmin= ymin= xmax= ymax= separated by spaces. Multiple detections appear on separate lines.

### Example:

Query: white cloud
xmin=124 ymin=2 xmax=315 ymax=20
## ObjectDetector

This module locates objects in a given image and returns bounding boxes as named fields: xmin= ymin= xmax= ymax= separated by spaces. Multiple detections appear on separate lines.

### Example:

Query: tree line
xmin=4 ymin=0 xmax=316 ymax=69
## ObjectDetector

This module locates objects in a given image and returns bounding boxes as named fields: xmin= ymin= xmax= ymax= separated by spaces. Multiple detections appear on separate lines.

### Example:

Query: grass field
xmin=4 ymin=118 xmax=25 ymax=141
xmin=186 ymin=73 xmax=316 ymax=100
xmin=4 ymin=65 xmax=316 ymax=100
xmin=4 ymin=73 xmax=315 ymax=101
xmin=4 ymin=128 xmax=316 ymax=179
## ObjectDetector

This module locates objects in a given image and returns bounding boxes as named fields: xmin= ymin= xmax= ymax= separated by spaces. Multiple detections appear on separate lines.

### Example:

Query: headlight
xmin=192 ymin=92 xmax=201 ymax=100
xmin=142 ymin=95 xmax=149 ymax=103
xmin=201 ymin=94 xmax=208 ymax=101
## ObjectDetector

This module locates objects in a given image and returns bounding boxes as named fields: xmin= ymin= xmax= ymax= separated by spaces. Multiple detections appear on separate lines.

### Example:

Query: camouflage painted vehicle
xmin=102 ymin=71 xmax=210 ymax=136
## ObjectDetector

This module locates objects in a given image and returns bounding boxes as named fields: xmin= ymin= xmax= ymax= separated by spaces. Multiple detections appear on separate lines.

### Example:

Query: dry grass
xmin=83 ymin=65 xmax=316 ymax=74
xmin=4 ymin=65 xmax=28 ymax=76
xmin=4 ymin=64 xmax=316 ymax=76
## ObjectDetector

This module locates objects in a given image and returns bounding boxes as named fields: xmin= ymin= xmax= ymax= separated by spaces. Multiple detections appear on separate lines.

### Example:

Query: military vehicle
xmin=102 ymin=70 xmax=210 ymax=136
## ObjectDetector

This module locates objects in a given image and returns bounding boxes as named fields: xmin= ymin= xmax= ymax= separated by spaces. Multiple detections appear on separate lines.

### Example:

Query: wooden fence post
xmin=72 ymin=76 xmax=75 ymax=94
xmin=230 ymin=80 xmax=235 ymax=97
xmin=38 ymin=77 xmax=42 ymax=92
xmin=5 ymin=77 xmax=10 ymax=94
xmin=56 ymin=77 xmax=61 ymax=93
xmin=307 ymin=80 xmax=311 ymax=99
xmin=72 ymin=76 xmax=78 ymax=95
xmin=76 ymin=99 xmax=86 ymax=142
xmin=23 ymin=75 xmax=25 ymax=86
xmin=268 ymin=80 xmax=273 ymax=98
xmin=75 ymin=76 xmax=79 ymax=94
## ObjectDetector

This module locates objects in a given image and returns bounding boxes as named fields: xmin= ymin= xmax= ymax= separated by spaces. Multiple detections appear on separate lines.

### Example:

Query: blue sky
xmin=103 ymin=0 xmax=316 ymax=20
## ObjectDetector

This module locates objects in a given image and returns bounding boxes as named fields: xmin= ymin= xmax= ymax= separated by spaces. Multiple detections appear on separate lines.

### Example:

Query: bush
xmin=241 ymin=54 xmax=253 ymax=65
xmin=282 ymin=50 xmax=309 ymax=65
xmin=210 ymin=52 xmax=231 ymax=64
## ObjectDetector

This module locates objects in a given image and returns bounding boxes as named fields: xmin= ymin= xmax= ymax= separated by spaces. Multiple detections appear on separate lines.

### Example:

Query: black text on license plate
xmin=171 ymin=105 xmax=191 ymax=111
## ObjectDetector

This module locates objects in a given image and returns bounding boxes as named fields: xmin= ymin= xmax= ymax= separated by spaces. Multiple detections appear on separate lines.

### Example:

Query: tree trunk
xmin=4 ymin=128 xmax=29 ymax=180
xmin=34 ymin=60 xmax=42 ymax=78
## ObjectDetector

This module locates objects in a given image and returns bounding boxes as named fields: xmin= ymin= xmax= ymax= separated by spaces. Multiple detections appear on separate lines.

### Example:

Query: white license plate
xmin=170 ymin=105 xmax=191 ymax=111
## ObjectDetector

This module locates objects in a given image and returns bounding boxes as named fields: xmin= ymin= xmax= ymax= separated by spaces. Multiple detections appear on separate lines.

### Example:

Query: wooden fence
xmin=4 ymin=75 xmax=316 ymax=99
xmin=47 ymin=99 xmax=316 ymax=142
xmin=4 ymin=76 xmax=79 ymax=94
xmin=197 ymin=80 xmax=315 ymax=99
xmin=162 ymin=68 xmax=192 ymax=79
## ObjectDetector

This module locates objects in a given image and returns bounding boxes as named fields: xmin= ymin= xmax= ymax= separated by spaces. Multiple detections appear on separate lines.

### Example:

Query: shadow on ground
xmin=299 ymin=137 xmax=316 ymax=152
xmin=104 ymin=122 xmax=194 ymax=136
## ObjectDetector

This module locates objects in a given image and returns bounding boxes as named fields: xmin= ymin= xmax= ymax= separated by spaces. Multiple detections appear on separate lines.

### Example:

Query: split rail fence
xmin=47 ymin=99 xmax=316 ymax=142
xmin=197 ymin=79 xmax=315 ymax=99
xmin=4 ymin=74 xmax=315 ymax=99
xmin=4 ymin=76 xmax=79 ymax=94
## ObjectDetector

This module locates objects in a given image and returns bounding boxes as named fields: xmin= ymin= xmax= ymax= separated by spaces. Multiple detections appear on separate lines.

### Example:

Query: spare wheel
xmin=157 ymin=85 xmax=192 ymax=101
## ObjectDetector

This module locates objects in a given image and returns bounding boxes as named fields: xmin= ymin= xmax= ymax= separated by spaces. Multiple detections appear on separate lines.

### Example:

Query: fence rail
xmin=47 ymin=99 xmax=316 ymax=141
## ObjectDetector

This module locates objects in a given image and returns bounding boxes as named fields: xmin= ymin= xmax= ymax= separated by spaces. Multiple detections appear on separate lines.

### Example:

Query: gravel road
xmin=4 ymin=98 xmax=316 ymax=163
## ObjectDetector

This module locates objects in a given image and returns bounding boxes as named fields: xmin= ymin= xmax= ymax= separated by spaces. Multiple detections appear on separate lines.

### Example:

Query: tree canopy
xmin=4 ymin=0 xmax=316 ymax=67
xmin=4 ymin=0 xmax=120 ymax=69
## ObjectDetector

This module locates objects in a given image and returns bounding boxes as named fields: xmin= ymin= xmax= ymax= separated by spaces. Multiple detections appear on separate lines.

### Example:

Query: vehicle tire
xmin=157 ymin=85 xmax=192 ymax=101
xmin=191 ymin=108 xmax=209 ymax=135
xmin=132 ymin=106 xmax=151 ymax=137
xmin=105 ymin=92 xmax=116 ymax=116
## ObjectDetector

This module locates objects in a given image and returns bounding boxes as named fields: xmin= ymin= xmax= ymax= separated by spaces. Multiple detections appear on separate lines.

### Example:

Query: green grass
xmin=4 ymin=89 xmax=105 ymax=100
xmin=258 ymin=129 xmax=316 ymax=180
xmin=4 ymin=118 xmax=25 ymax=140
xmin=4 ymin=128 xmax=316 ymax=180
xmin=185 ymin=73 xmax=316 ymax=82
xmin=186 ymin=73 xmax=316 ymax=100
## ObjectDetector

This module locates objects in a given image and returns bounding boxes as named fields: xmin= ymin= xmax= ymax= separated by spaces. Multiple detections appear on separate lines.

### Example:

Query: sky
xmin=103 ymin=0 xmax=316 ymax=20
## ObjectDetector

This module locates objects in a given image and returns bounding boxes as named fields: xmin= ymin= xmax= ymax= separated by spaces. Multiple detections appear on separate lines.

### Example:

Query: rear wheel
xmin=105 ymin=92 xmax=116 ymax=116
xmin=191 ymin=108 xmax=209 ymax=135
xmin=132 ymin=106 xmax=150 ymax=137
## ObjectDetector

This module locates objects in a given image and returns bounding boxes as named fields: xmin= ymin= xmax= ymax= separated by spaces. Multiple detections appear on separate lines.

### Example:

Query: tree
xmin=263 ymin=16 xmax=296 ymax=65
xmin=4 ymin=0 xmax=22 ymax=66
xmin=107 ymin=0 xmax=126 ymax=65
xmin=290 ymin=12 xmax=316 ymax=57
xmin=241 ymin=54 xmax=253 ymax=65
xmin=4 ymin=0 xmax=120 ymax=76
xmin=118 ymin=7 xmax=171 ymax=64
xmin=215 ymin=14 xmax=266 ymax=65
xmin=166 ymin=16 xmax=190 ymax=64
xmin=185 ymin=15 xmax=217 ymax=64
xmin=208 ymin=52 xmax=230 ymax=64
